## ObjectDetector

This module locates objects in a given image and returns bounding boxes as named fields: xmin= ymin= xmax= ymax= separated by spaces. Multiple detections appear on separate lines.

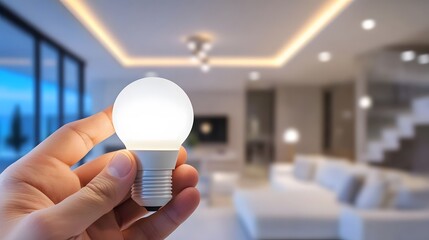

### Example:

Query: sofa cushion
xmin=355 ymin=174 xmax=388 ymax=209
xmin=336 ymin=170 xmax=364 ymax=205
xmin=293 ymin=155 xmax=317 ymax=181
xmin=315 ymin=158 xmax=348 ymax=191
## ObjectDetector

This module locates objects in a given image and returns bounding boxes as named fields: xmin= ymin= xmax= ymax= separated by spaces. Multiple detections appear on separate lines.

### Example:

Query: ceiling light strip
xmin=61 ymin=0 xmax=128 ymax=64
xmin=275 ymin=0 xmax=353 ymax=65
xmin=61 ymin=0 xmax=352 ymax=68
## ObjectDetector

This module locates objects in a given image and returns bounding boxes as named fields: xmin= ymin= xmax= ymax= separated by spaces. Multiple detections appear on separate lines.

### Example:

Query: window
xmin=40 ymin=42 xmax=59 ymax=140
xmin=0 ymin=4 xmax=86 ymax=171
xmin=0 ymin=14 xmax=35 ymax=165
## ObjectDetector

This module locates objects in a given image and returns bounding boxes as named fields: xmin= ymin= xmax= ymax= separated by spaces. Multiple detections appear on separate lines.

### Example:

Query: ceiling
xmin=1 ymin=0 xmax=429 ymax=91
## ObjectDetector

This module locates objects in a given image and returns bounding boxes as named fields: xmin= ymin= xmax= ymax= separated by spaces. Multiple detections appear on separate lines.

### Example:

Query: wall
xmin=275 ymin=86 xmax=323 ymax=162
xmin=325 ymin=82 xmax=355 ymax=160
xmin=187 ymin=91 xmax=246 ymax=165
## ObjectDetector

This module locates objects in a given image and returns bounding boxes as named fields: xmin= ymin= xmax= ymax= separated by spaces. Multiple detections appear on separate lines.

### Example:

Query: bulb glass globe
xmin=112 ymin=77 xmax=194 ymax=210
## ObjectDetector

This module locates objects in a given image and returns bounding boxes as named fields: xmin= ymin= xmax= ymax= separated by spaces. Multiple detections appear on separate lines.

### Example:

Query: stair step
xmin=396 ymin=114 xmax=415 ymax=138
xmin=366 ymin=141 xmax=384 ymax=162
xmin=381 ymin=128 xmax=400 ymax=150
xmin=412 ymin=96 xmax=429 ymax=116
xmin=366 ymin=96 xmax=429 ymax=163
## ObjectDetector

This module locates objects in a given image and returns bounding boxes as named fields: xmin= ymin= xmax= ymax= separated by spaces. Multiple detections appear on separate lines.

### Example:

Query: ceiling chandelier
xmin=186 ymin=35 xmax=212 ymax=72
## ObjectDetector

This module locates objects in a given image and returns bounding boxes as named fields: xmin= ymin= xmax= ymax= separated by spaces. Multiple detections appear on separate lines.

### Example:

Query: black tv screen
xmin=191 ymin=116 xmax=228 ymax=143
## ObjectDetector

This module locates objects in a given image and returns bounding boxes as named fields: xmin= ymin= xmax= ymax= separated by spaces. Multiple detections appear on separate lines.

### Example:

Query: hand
xmin=0 ymin=107 xmax=200 ymax=240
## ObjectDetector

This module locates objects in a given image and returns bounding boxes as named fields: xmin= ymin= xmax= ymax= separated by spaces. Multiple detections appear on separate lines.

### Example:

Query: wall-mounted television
xmin=190 ymin=116 xmax=228 ymax=143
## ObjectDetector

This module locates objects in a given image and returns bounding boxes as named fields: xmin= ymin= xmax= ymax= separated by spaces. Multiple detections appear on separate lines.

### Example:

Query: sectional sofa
xmin=233 ymin=155 xmax=429 ymax=240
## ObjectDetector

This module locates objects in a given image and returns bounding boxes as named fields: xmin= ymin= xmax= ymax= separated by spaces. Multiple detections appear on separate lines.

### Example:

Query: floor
xmin=168 ymin=164 xmax=269 ymax=240
xmin=167 ymin=200 xmax=250 ymax=240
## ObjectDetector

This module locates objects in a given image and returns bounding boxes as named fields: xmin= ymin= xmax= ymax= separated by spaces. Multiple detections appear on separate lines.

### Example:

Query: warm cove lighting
xmin=61 ymin=0 xmax=352 ymax=68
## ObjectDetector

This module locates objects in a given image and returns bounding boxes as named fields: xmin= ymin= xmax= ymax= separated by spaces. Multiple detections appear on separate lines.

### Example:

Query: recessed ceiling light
xmin=401 ymin=50 xmax=416 ymax=62
xmin=418 ymin=54 xmax=429 ymax=65
xmin=361 ymin=19 xmax=376 ymax=30
xmin=318 ymin=51 xmax=332 ymax=62
xmin=201 ymin=64 xmax=210 ymax=73
xmin=359 ymin=96 xmax=372 ymax=109
xmin=145 ymin=71 xmax=158 ymax=77
xmin=249 ymin=71 xmax=261 ymax=81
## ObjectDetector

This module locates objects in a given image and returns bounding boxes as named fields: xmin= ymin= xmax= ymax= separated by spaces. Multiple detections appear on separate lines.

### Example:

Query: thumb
xmin=40 ymin=152 xmax=135 ymax=238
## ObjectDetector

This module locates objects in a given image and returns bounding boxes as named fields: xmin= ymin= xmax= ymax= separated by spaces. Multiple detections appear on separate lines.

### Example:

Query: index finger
xmin=27 ymin=107 xmax=115 ymax=166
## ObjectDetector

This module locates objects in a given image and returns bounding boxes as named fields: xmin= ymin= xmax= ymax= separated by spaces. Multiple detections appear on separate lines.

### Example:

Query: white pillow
xmin=293 ymin=156 xmax=316 ymax=181
xmin=315 ymin=160 xmax=346 ymax=190
xmin=355 ymin=174 xmax=388 ymax=209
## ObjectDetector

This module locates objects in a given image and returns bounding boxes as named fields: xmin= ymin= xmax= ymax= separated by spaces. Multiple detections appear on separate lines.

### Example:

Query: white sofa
xmin=234 ymin=155 xmax=429 ymax=240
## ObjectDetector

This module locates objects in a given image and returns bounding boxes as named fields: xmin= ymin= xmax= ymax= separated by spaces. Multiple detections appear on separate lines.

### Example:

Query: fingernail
xmin=108 ymin=152 xmax=132 ymax=178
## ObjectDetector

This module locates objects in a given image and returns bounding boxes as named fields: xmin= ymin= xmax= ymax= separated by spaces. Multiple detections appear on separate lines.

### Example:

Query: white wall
xmin=275 ymin=86 xmax=323 ymax=162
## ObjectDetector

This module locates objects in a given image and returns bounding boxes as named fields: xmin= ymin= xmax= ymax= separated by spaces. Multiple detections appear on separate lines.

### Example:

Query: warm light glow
xmin=61 ymin=0 xmax=352 ymax=67
xmin=274 ymin=0 xmax=352 ymax=65
xmin=200 ymin=122 xmax=212 ymax=135
xmin=359 ymin=96 xmax=372 ymax=109
xmin=318 ymin=51 xmax=332 ymax=62
xmin=361 ymin=19 xmax=376 ymax=30
xmin=283 ymin=128 xmax=300 ymax=144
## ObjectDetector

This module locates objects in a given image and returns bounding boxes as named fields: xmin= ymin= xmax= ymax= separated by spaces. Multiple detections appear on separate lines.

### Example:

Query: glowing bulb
xmin=187 ymin=41 xmax=196 ymax=51
xmin=359 ymin=95 xmax=372 ymax=109
xmin=112 ymin=77 xmax=194 ymax=210
xmin=202 ymin=42 xmax=212 ymax=51
xmin=283 ymin=128 xmax=300 ymax=144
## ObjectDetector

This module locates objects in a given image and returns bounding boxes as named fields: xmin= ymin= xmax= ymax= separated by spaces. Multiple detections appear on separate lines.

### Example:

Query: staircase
xmin=366 ymin=96 xmax=429 ymax=162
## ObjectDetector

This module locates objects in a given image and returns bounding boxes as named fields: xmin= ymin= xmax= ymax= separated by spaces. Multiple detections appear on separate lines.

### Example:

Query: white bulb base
xmin=131 ymin=150 xmax=179 ymax=210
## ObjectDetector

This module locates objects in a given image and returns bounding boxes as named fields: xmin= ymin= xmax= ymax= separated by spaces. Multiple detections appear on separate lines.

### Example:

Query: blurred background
xmin=1 ymin=0 xmax=429 ymax=239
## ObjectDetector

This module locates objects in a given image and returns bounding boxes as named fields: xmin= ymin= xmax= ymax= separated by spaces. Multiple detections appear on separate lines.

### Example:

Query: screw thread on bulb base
xmin=131 ymin=170 xmax=173 ymax=209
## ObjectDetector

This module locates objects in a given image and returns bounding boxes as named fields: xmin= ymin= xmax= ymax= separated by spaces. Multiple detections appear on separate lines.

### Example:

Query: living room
xmin=1 ymin=1 xmax=429 ymax=240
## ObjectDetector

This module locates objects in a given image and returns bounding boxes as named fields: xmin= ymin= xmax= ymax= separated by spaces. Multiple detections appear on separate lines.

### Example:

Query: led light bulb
xmin=112 ymin=77 xmax=194 ymax=211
